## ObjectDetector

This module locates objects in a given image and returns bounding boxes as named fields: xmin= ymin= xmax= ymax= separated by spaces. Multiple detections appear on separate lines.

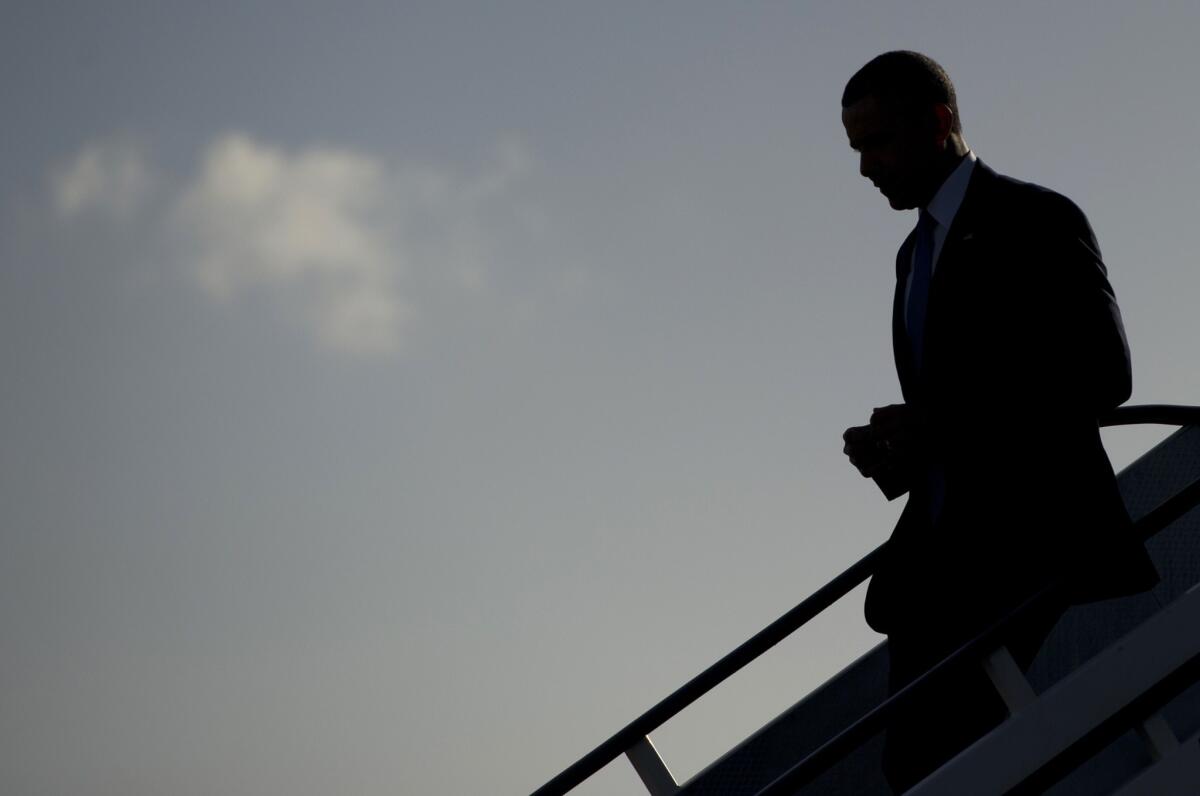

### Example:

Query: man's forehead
xmin=842 ymin=96 xmax=887 ymax=144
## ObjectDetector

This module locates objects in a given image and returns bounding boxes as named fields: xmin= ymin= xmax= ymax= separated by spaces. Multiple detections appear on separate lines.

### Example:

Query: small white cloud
xmin=174 ymin=134 xmax=405 ymax=355
xmin=178 ymin=134 xmax=392 ymax=289
xmin=53 ymin=132 xmax=544 ymax=356
xmin=174 ymin=133 xmax=538 ymax=354
xmin=51 ymin=139 xmax=154 ymax=218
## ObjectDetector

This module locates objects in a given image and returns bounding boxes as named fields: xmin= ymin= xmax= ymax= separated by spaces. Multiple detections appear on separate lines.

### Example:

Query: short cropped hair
xmin=842 ymin=51 xmax=962 ymax=134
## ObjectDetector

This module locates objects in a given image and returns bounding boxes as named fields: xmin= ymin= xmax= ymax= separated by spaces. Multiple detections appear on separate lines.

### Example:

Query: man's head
xmin=841 ymin=51 xmax=967 ymax=210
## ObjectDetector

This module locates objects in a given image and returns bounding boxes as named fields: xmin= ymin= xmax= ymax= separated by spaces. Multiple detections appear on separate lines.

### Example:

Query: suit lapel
xmin=932 ymin=162 xmax=992 ymax=283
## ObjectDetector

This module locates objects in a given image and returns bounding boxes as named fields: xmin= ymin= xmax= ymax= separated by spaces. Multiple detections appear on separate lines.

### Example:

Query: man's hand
xmin=843 ymin=403 xmax=925 ymax=480
xmin=843 ymin=424 xmax=891 ymax=478
xmin=869 ymin=404 xmax=923 ymax=458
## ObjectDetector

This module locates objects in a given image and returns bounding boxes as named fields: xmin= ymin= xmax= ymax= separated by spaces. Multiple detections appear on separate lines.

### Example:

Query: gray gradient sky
xmin=3 ymin=3 xmax=1198 ymax=794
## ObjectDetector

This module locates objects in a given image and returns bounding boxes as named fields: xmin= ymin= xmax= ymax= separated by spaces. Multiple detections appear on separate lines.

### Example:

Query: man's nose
xmin=859 ymin=153 xmax=876 ymax=180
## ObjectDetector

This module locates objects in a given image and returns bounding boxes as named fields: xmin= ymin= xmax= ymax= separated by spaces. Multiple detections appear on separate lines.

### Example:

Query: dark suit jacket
xmin=863 ymin=160 xmax=1158 ymax=640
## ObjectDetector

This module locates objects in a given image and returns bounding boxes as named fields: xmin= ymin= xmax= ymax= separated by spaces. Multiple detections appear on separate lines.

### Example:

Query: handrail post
xmin=626 ymin=736 xmax=678 ymax=796
xmin=982 ymin=646 xmax=1036 ymax=714
xmin=1136 ymin=714 xmax=1180 ymax=762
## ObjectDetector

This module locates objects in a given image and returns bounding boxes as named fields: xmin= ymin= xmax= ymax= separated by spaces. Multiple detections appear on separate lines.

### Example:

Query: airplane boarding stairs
xmin=533 ymin=406 xmax=1200 ymax=796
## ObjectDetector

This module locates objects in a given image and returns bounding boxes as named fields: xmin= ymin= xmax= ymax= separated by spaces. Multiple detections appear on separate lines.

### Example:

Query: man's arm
xmin=1035 ymin=196 xmax=1132 ymax=412
xmin=970 ymin=193 xmax=1132 ymax=419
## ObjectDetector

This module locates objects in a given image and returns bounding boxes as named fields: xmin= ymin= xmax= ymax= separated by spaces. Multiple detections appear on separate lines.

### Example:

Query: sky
xmin=2 ymin=2 xmax=1199 ymax=794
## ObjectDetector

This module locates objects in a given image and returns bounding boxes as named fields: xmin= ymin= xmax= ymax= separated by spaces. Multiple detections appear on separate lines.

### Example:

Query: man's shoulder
xmin=974 ymin=163 xmax=1093 ymax=233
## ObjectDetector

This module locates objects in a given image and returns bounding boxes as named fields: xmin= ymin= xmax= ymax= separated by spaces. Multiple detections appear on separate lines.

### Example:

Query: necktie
xmin=907 ymin=209 xmax=936 ymax=372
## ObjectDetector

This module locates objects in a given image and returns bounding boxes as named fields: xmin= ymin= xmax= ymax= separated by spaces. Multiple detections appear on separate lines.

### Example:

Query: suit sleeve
xmin=1029 ymin=195 xmax=1132 ymax=414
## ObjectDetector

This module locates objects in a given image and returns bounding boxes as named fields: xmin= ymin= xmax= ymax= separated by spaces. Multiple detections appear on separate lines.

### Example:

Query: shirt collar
xmin=923 ymin=150 xmax=977 ymax=229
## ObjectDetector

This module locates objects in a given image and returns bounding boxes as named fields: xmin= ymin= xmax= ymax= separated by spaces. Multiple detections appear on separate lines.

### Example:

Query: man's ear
xmin=932 ymin=104 xmax=955 ymax=147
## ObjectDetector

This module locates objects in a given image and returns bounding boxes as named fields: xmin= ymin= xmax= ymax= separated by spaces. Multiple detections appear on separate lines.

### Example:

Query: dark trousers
xmin=880 ymin=600 xmax=1064 ymax=793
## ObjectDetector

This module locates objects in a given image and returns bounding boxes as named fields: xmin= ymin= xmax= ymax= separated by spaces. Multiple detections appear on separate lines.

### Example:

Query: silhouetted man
xmin=839 ymin=51 xmax=1158 ymax=792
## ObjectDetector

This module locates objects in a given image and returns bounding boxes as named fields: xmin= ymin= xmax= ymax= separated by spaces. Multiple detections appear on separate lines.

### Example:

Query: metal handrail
xmin=1098 ymin=403 xmax=1200 ymax=427
xmin=530 ymin=546 xmax=886 ymax=796
xmin=532 ymin=405 xmax=1200 ymax=796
